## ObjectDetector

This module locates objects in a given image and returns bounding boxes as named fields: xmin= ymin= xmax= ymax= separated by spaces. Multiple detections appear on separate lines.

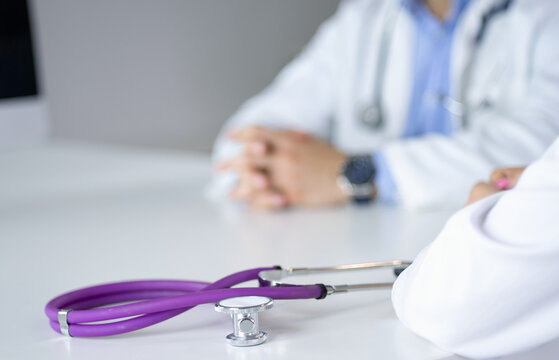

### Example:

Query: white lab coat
xmin=211 ymin=0 xmax=559 ymax=209
xmin=391 ymin=136 xmax=559 ymax=358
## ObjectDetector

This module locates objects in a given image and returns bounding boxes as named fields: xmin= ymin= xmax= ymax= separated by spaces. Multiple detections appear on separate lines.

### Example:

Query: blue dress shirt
xmin=374 ymin=0 xmax=471 ymax=203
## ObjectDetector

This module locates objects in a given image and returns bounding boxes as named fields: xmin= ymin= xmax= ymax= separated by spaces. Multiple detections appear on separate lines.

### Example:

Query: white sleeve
xmin=383 ymin=10 xmax=559 ymax=209
xmin=207 ymin=0 xmax=361 ymax=198
xmin=391 ymin=138 xmax=559 ymax=359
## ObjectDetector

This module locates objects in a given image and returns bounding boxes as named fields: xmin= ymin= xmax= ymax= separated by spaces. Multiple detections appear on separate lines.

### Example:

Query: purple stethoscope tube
xmin=45 ymin=267 xmax=324 ymax=337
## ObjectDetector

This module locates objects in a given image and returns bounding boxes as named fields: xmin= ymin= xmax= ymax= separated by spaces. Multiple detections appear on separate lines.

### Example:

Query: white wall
xmin=0 ymin=97 xmax=48 ymax=149
xmin=32 ymin=0 xmax=339 ymax=152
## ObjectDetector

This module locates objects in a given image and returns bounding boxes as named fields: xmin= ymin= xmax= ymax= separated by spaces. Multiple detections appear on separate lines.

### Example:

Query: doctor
xmin=392 ymin=137 xmax=559 ymax=358
xmin=212 ymin=0 xmax=559 ymax=210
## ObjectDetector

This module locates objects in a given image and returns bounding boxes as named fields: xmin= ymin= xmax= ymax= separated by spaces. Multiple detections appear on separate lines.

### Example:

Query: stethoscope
xmin=45 ymin=260 xmax=410 ymax=346
xmin=358 ymin=0 xmax=513 ymax=131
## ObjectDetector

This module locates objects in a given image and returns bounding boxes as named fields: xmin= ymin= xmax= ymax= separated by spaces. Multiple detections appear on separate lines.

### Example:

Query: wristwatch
xmin=337 ymin=154 xmax=377 ymax=204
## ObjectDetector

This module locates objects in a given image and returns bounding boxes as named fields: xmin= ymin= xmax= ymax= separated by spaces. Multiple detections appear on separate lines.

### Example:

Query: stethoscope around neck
xmin=358 ymin=0 xmax=513 ymax=131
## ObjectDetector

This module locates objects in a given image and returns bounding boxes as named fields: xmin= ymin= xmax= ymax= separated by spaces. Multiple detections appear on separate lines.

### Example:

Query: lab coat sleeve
xmin=392 ymin=138 xmax=559 ymax=359
xmin=208 ymin=0 xmax=363 ymax=198
xmin=382 ymin=9 xmax=559 ymax=209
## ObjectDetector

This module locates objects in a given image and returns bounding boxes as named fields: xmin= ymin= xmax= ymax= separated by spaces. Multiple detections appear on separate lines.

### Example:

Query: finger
xmin=217 ymin=155 xmax=271 ymax=172
xmin=494 ymin=177 xmax=509 ymax=190
xmin=489 ymin=167 xmax=526 ymax=189
xmin=286 ymin=129 xmax=310 ymax=141
xmin=229 ymin=126 xmax=296 ymax=150
xmin=466 ymin=182 xmax=500 ymax=206
xmin=249 ymin=191 xmax=288 ymax=210
xmin=229 ymin=170 xmax=270 ymax=200
xmin=216 ymin=158 xmax=235 ymax=172
xmin=251 ymin=171 xmax=270 ymax=190
xmin=228 ymin=125 xmax=276 ymax=143
xmin=229 ymin=175 xmax=252 ymax=200
xmin=244 ymin=140 xmax=271 ymax=157
xmin=489 ymin=168 xmax=509 ymax=185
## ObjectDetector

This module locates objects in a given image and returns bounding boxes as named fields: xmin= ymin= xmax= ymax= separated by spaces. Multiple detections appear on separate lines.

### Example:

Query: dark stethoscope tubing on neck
xmin=358 ymin=0 xmax=513 ymax=131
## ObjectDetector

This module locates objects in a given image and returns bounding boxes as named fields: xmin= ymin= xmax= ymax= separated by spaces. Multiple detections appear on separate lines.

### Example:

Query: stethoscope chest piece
xmin=359 ymin=103 xmax=384 ymax=130
xmin=215 ymin=296 xmax=274 ymax=347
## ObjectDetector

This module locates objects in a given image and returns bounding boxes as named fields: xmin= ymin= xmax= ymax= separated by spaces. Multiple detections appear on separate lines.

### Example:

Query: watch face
xmin=344 ymin=155 xmax=375 ymax=185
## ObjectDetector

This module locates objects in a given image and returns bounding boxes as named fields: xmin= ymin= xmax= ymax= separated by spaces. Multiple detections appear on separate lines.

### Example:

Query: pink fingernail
xmin=494 ymin=178 xmax=509 ymax=190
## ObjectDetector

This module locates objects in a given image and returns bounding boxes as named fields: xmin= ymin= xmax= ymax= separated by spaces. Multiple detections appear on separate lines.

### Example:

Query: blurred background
xmin=0 ymin=0 xmax=339 ymax=151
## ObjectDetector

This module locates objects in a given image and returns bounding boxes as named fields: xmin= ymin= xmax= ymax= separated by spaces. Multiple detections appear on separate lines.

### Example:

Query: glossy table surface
xmin=1 ymin=142 xmax=556 ymax=360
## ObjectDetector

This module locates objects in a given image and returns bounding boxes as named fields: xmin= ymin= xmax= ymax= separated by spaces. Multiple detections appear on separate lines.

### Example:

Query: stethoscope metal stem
xmin=288 ymin=260 xmax=411 ymax=274
xmin=325 ymin=283 xmax=396 ymax=295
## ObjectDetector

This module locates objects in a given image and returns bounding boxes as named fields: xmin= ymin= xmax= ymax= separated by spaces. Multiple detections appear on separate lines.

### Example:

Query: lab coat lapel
xmin=382 ymin=8 xmax=414 ymax=138
xmin=451 ymin=0 xmax=512 ymax=114
xmin=345 ymin=0 xmax=414 ymax=149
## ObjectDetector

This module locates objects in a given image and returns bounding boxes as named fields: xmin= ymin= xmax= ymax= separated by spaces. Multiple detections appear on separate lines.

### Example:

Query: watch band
xmin=352 ymin=185 xmax=378 ymax=204
xmin=353 ymin=196 xmax=372 ymax=204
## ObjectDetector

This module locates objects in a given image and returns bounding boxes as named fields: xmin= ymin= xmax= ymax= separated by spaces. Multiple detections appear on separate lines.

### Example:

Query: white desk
xmin=1 ymin=142 xmax=556 ymax=360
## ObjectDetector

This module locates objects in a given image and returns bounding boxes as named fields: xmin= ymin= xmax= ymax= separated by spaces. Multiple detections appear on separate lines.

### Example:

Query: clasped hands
xmin=217 ymin=126 xmax=349 ymax=210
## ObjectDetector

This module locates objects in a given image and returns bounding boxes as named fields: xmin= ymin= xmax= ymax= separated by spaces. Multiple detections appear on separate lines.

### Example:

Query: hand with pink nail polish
xmin=490 ymin=167 xmax=526 ymax=190
xmin=466 ymin=166 xmax=527 ymax=206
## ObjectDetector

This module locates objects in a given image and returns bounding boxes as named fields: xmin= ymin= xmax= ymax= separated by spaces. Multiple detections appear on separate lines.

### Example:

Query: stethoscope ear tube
xmin=45 ymin=267 xmax=295 ymax=337
xmin=259 ymin=260 xmax=412 ymax=296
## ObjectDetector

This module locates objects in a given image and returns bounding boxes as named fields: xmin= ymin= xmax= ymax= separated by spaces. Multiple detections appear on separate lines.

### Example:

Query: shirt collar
xmin=402 ymin=0 xmax=471 ymax=26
